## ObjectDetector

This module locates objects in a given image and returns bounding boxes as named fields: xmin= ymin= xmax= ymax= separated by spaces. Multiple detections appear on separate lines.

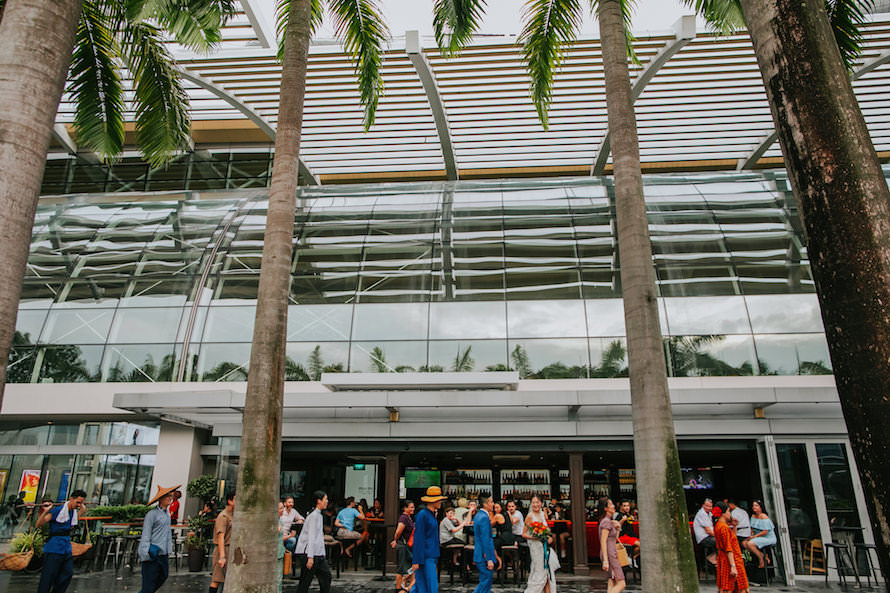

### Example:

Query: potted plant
xmin=185 ymin=515 xmax=211 ymax=572
xmin=186 ymin=475 xmax=217 ymax=507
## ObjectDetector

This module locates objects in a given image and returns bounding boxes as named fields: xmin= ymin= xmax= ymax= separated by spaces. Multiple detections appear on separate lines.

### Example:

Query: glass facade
xmin=11 ymin=173 xmax=837 ymax=382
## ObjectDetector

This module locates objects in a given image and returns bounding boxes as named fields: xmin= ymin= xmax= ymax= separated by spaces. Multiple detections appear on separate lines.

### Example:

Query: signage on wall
xmin=19 ymin=469 xmax=41 ymax=503
xmin=57 ymin=471 xmax=72 ymax=501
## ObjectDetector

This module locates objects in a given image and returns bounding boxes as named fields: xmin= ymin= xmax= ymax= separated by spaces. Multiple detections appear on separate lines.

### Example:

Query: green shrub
xmin=186 ymin=474 xmax=217 ymax=505
xmin=85 ymin=504 xmax=150 ymax=522
xmin=9 ymin=530 xmax=47 ymax=557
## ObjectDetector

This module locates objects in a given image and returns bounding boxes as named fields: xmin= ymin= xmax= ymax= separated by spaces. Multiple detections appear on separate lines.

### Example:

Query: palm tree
xmin=0 ymin=0 xmax=232 ymax=407
xmin=451 ymin=345 xmax=475 ymax=372
xmin=224 ymin=1 xmax=387 ymax=590
xmin=434 ymin=1 xmax=703 ymax=586
xmin=683 ymin=0 xmax=890 ymax=582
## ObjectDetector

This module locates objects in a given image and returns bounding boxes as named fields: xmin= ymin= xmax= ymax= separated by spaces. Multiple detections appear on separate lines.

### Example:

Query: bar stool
xmin=498 ymin=543 xmax=520 ymax=584
xmin=443 ymin=543 xmax=465 ymax=584
xmin=824 ymin=542 xmax=861 ymax=587
xmin=854 ymin=543 xmax=881 ymax=587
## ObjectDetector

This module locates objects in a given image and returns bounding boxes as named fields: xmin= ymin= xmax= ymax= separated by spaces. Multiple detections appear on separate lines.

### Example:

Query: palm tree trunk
xmin=597 ymin=1 xmax=698 ymax=591
xmin=0 ymin=0 xmax=82 ymax=407
xmin=224 ymin=0 xmax=310 ymax=590
xmin=740 ymin=0 xmax=890 ymax=585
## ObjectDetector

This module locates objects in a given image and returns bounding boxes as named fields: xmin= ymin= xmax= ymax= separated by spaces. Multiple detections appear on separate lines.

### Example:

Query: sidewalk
xmin=1 ymin=564 xmax=885 ymax=593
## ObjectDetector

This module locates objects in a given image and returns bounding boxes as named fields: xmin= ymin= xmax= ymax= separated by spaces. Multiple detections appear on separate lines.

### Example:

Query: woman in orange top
xmin=714 ymin=500 xmax=749 ymax=593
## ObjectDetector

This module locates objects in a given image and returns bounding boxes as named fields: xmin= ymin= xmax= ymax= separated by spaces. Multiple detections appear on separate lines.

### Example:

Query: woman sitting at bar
xmin=742 ymin=500 xmax=776 ymax=569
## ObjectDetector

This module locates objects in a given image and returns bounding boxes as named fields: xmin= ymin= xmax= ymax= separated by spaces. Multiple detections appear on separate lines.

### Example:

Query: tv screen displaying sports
xmin=404 ymin=469 xmax=441 ymax=489
xmin=681 ymin=467 xmax=715 ymax=490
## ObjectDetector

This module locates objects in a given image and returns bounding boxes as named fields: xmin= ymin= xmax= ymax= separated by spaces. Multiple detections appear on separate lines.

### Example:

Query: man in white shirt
xmin=281 ymin=495 xmax=305 ymax=553
xmin=507 ymin=500 xmax=523 ymax=544
xmin=295 ymin=490 xmax=331 ymax=593
xmin=729 ymin=500 xmax=751 ymax=540
xmin=692 ymin=498 xmax=717 ymax=565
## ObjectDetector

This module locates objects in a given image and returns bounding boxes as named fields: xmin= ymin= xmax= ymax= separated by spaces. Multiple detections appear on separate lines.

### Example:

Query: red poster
xmin=18 ymin=469 xmax=41 ymax=503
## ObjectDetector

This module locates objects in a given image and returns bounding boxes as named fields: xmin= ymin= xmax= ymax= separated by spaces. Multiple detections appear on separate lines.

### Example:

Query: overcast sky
xmin=315 ymin=0 xmax=692 ymax=41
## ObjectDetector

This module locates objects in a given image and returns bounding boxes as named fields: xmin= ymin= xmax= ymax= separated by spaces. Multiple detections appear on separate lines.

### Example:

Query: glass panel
xmin=349 ymin=341 xmax=427 ymax=373
xmin=100 ymin=454 xmax=140 ymax=506
xmin=40 ymin=455 xmax=77 ymax=501
xmin=666 ymin=335 xmax=757 ymax=376
xmin=351 ymin=303 xmax=428 ymax=341
xmin=507 ymin=339 xmax=590 ymax=379
xmin=589 ymin=338 xmax=629 ymax=377
xmin=203 ymin=305 xmax=256 ymax=342
xmin=48 ymin=425 xmax=80 ymax=446
xmin=102 ymin=344 xmax=178 ymax=381
xmin=135 ymin=455 xmax=155 ymax=504
xmin=427 ymin=340 xmax=508 ymax=372
xmin=0 ymin=426 xmax=49 ymax=446
xmin=815 ymin=444 xmax=863 ymax=546
xmin=7 ymin=455 xmax=45 ymax=504
xmin=507 ymin=300 xmax=587 ymax=338
xmin=107 ymin=308 xmax=184 ymax=343
xmin=775 ymin=444 xmax=821 ymax=574
xmin=753 ymin=334 xmax=833 ymax=376
xmin=287 ymin=305 xmax=353 ymax=342
xmin=585 ymin=300 xmax=626 ymax=337
xmin=198 ymin=343 xmax=251 ymax=382
xmin=746 ymin=294 xmax=824 ymax=333
xmin=663 ymin=296 xmax=751 ymax=335
xmin=285 ymin=342 xmax=350 ymax=380
xmin=40 ymin=309 xmax=115 ymax=344
xmin=36 ymin=345 xmax=104 ymax=382
xmin=429 ymin=302 xmax=506 ymax=339
xmin=8 ymin=344 xmax=38 ymax=383
xmin=15 ymin=309 xmax=49 ymax=343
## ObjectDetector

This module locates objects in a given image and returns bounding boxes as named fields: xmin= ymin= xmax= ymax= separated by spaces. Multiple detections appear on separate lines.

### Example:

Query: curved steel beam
xmin=406 ymin=30 xmax=458 ymax=180
xmin=592 ymin=15 xmax=696 ymax=175
xmin=737 ymin=49 xmax=890 ymax=171
xmin=176 ymin=66 xmax=320 ymax=185
xmin=51 ymin=123 xmax=78 ymax=154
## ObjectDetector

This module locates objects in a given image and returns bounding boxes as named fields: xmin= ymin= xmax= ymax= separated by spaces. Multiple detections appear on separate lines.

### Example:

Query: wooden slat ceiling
xmin=54 ymin=15 xmax=890 ymax=183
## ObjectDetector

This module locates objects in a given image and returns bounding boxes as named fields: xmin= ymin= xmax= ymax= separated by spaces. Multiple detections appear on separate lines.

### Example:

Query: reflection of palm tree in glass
xmin=107 ymin=353 xmax=177 ymax=382
xmin=511 ymin=345 xmax=532 ymax=379
xmin=8 ymin=331 xmax=37 ymax=383
xmin=308 ymin=345 xmax=324 ymax=381
xmin=203 ymin=361 xmax=248 ymax=382
xmin=591 ymin=340 xmax=628 ymax=378
xmin=285 ymin=358 xmax=309 ymax=381
xmin=666 ymin=335 xmax=750 ymax=377
xmin=370 ymin=346 xmax=389 ymax=373
xmin=451 ymin=346 xmax=474 ymax=372
xmin=799 ymin=360 xmax=832 ymax=375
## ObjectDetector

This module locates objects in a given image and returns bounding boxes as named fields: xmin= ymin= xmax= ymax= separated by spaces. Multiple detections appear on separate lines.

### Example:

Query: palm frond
xmin=433 ymin=0 xmax=488 ymax=56
xmin=138 ymin=0 xmax=234 ymax=52
xmin=519 ymin=0 xmax=583 ymax=129
xmin=677 ymin=0 xmax=745 ymax=35
xmin=0 ymin=0 xmax=7 ymax=23
xmin=69 ymin=0 xmax=125 ymax=161
xmin=276 ymin=0 xmax=324 ymax=60
xmin=122 ymin=21 xmax=192 ymax=167
xmin=826 ymin=0 xmax=874 ymax=69
xmin=328 ymin=0 xmax=390 ymax=129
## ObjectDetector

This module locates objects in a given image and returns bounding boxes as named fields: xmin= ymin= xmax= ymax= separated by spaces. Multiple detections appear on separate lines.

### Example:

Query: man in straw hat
xmin=138 ymin=484 xmax=180 ymax=593
xmin=412 ymin=486 xmax=447 ymax=593
xmin=36 ymin=489 xmax=86 ymax=593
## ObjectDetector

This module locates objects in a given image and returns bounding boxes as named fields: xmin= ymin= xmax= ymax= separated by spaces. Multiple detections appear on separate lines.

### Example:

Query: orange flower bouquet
xmin=528 ymin=521 xmax=552 ymax=543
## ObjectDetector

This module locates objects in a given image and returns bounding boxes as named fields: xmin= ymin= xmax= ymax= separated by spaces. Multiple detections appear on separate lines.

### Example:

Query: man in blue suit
xmin=412 ymin=486 xmax=447 ymax=593
xmin=472 ymin=495 xmax=497 ymax=593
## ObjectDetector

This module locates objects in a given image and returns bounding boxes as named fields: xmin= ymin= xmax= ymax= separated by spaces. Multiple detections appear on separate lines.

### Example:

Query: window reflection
xmin=203 ymin=306 xmax=256 ymax=342
xmin=349 ymin=342 xmax=428 ymax=373
xmin=41 ymin=309 xmax=115 ymax=344
xmin=585 ymin=300 xmax=626 ymax=337
xmin=429 ymin=302 xmax=506 ymax=339
xmin=507 ymin=301 xmax=587 ymax=338
xmin=746 ymin=294 xmax=824 ymax=333
xmin=35 ymin=345 xmax=104 ymax=382
xmin=589 ymin=338 xmax=629 ymax=377
xmin=102 ymin=344 xmax=178 ymax=382
xmin=198 ymin=343 xmax=250 ymax=382
xmin=663 ymin=296 xmax=751 ymax=335
xmin=107 ymin=308 xmax=184 ymax=343
xmin=351 ymin=303 xmax=428 ymax=341
xmin=285 ymin=342 xmax=349 ymax=380
xmin=665 ymin=335 xmax=757 ymax=377
xmin=507 ymin=339 xmax=591 ymax=379
xmin=427 ymin=340 xmax=508 ymax=372
xmin=753 ymin=334 xmax=832 ymax=375
xmin=287 ymin=305 xmax=353 ymax=342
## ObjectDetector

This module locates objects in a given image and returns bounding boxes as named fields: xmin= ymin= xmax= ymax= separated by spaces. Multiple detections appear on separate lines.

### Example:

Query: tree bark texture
xmin=740 ymin=0 xmax=890 ymax=584
xmin=0 ymin=0 xmax=82 ymax=409
xmin=225 ymin=0 xmax=310 ymax=591
xmin=597 ymin=1 xmax=698 ymax=591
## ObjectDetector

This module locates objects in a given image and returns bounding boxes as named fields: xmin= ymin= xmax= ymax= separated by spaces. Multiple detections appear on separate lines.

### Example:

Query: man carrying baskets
xmin=35 ymin=489 xmax=87 ymax=593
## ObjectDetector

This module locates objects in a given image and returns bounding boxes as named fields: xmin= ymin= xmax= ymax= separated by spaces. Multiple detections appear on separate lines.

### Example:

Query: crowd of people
xmin=693 ymin=498 xmax=777 ymax=593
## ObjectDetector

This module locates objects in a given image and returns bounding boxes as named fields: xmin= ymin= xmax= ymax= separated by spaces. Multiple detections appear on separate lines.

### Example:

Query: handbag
xmin=616 ymin=542 xmax=631 ymax=567
xmin=283 ymin=551 xmax=292 ymax=575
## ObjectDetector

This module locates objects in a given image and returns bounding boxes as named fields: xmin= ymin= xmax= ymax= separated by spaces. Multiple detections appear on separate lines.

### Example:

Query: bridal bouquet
xmin=528 ymin=521 xmax=552 ymax=543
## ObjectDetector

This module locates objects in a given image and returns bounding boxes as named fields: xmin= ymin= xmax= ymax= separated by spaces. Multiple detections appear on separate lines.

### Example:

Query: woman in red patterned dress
xmin=714 ymin=501 xmax=749 ymax=593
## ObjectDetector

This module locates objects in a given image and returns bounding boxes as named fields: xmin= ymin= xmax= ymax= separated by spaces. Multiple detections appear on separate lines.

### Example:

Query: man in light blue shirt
xmin=335 ymin=496 xmax=367 ymax=557
xmin=138 ymin=484 xmax=179 ymax=593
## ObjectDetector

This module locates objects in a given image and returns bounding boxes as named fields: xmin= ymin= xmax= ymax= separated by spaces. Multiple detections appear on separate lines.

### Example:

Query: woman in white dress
xmin=522 ymin=495 xmax=557 ymax=593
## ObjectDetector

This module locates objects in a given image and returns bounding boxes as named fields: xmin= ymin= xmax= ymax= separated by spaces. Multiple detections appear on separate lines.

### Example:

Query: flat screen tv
xmin=405 ymin=469 xmax=441 ymax=489
xmin=681 ymin=467 xmax=715 ymax=490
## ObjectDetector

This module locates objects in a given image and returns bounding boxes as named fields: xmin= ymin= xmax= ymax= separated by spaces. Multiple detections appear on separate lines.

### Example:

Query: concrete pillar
xmin=569 ymin=452 xmax=589 ymax=574
xmin=152 ymin=421 xmax=205 ymax=520
xmin=383 ymin=453 xmax=400 ymax=575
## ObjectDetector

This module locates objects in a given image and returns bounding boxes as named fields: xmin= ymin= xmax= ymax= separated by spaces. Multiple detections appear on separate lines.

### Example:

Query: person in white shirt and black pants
xmin=295 ymin=490 xmax=332 ymax=593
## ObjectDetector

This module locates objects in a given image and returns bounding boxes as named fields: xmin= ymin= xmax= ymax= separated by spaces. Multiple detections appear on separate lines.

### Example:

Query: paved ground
xmin=1 ymin=563 xmax=885 ymax=593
